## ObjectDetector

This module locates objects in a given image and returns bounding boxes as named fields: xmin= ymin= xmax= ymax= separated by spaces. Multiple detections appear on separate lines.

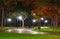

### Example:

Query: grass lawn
xmin=33 ymin=27 xmax=60 ymax=32
xmin=0 ymin=32 xmax=60 ymax=39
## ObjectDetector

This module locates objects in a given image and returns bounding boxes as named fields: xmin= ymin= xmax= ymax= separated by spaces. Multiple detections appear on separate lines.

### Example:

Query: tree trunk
xmin=55 ymin=14 xmax=58 ymax=28
xmin=22 ymin=20 xmax=24 ymax=28
xmin=1 ymin=7 xmax=4 ymax=27
xmin=52 ymin=14 xmax=58 ymax=30
xmin=38 ymin=22 xmax=41 ymax=29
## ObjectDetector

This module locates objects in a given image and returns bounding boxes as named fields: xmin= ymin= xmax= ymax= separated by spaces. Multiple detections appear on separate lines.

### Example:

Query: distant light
xmin=7 ymin=18 xmax=12 ymax=22
xmin=40 ymin=26 xmax=49 ymax=28
xmin=33 ymin=13 xmax=36 ymax=16
xmin=17 ymin=16 xmax=23 ymax=20
xmin=44 ymin=20 xmax=48 ymax=23
xmin=40 ymin=17 xmax=44 ymax=20
xmin=32 ymin=19 xmax=36 ymax=23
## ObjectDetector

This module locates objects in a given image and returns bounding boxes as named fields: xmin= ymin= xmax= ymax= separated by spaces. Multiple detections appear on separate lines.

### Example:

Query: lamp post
xmin=44 ymin=20 xmax=48 ymax=26
xmin=17 ymin=12 xmax=27 ymax=28
xmin=17 ymin=16 xmax=23 ymax=28
xmin=17 ymin=15 xmax=25 ymax=28
xmin=6 ymin=18 xmax=12 ymax=26
xmin=40 ymin=17 xmax=44 ymax=26
xmin=44 ymin=20 xmax=48 ymax=23
xmin=32 ymin=19 xmax=36 ymax=27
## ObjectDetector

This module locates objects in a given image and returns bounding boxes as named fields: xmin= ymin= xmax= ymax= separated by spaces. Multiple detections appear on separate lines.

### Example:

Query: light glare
xmin=44 ymin=20 xmax=48 ymax=23
xmin=17 ymin=16 xmax=23 ymax=20
xmin=41 ymin=17 xmax=44 ymax=20
xmin=7 ymin=18 xmax=12 ymax=22
xmin=32 ymin=19 xmax=36 ymax=23
xmin=33 ymin=13 xmax=36 ymax=16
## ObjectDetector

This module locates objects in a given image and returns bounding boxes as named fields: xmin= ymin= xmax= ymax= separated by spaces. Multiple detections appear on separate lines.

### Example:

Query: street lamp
xmin=6 ymin=18 xmax=12 ymax=26
xmin=44 ymin=20 xmax=48 ymax=26
xmin=32 ymin=19 xmax=36 ymax=26
xmin=17 ymin=15 xmax=25 ymax=28
xmin=17 ymin=16 xmax=23 ymax=20
xmin=17 ymin=15 xmax=23 ymax=28
xmin=40 ymin=17 xmax=44 ymax=26
xmin=17 ymin=12 xmax=27 ymax=28
xmin=40 ymin=17 xmax=44 ymax=20
xmin=33 ymin=13 xmax=36 ymax=16
xmin=7 ymin=18 xmax=12 ymax=22
xmin=44 ymin=20 xmax=48 ymax=23
xmin=32 ymin=19 xmax=36 ymax=23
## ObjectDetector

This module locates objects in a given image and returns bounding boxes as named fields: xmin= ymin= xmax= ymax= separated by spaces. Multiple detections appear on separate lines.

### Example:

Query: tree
xmin=31 ymin=0 xmax=58 ymax=29
xmin=0 ymin=0 xmax=17 ymax=27
xmin=0 ymin=0 xmax=5 ymax=27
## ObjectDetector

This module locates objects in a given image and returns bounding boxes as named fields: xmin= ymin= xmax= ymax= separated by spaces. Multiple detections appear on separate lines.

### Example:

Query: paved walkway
xmin=6 ymin=28 xmax=60 ymax=35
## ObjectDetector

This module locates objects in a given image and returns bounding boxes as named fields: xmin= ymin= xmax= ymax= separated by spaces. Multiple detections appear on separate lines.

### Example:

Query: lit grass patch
xmin=33 ymin=27 xmax=60 ymax=32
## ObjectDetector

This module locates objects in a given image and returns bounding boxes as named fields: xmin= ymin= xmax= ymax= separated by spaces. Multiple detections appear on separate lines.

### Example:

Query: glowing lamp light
xmin=7 ymin=18 xmax=12 ymax=22
xmin=33 ymin=13 xmax=36 ymax=16
xmin=32 ymin=19 xmax=36 ymax=23
xmin=40 ymin=17 xmax=44 ymax=20
xmin=44 ymin=20 xmax=48 ymax=23
xmin=17 ymin=16 xmax=23 ymax=20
